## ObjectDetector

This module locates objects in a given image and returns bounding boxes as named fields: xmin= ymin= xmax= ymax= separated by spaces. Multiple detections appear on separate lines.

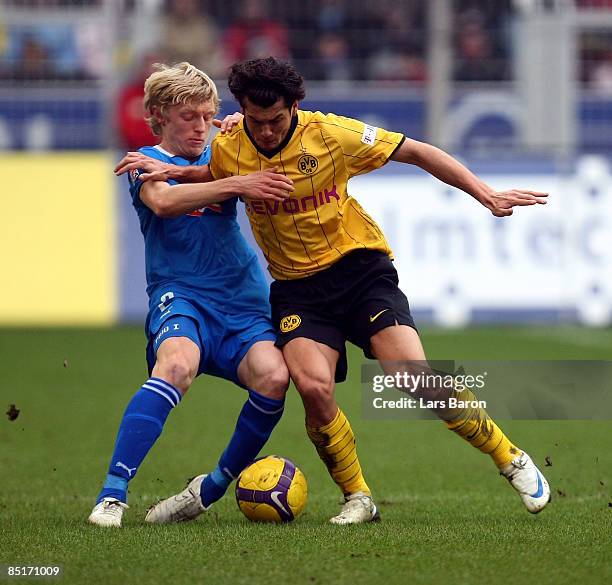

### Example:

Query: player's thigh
xmin=370 ymin=324 xmax=427 ymax=362
xmin=146 ymin=299 xmax=207 ymax=389
xmin=282 ymin=337 xmax=339 ymax=397
xmin=237 ymin=340 xmax=289 ymax=399
xmin=270 ymin=277 xmax=348 ymax=382
xmin=152 ymin=336 xmax=201 ymax=393
xmin=371 ymin=325 xmax=455 ymax=401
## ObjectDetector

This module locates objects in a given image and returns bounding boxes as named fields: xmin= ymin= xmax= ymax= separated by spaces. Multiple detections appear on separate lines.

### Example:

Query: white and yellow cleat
xmin=145 ymin=474 xmax=209 ymax=524
xmin=500 ymin=452 xmax=551 ymax=514
xmin=329 ymin=492 xmax=380 ymax=525
xmin=88 ymin=498 xmax=129 ymax=527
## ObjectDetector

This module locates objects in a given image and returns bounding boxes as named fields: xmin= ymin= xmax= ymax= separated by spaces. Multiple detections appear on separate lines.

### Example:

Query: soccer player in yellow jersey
xmin=116 ymin=57 xmax=551 ymax=524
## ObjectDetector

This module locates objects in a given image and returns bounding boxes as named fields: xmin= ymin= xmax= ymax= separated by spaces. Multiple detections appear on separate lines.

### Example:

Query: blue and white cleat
xmin=145 ymin=474 xmax=209 ymax=524
xmin=500 ymin=452 xmax=551 ymax=514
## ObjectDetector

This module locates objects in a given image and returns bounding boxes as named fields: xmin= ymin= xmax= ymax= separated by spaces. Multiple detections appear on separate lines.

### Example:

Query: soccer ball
xmin=235 ymin=455 xmax=307 ymax=523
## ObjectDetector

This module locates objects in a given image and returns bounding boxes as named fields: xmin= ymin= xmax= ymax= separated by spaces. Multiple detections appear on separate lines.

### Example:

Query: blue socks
xmin=96 ymin=381 xmax=283 ymax=509
xmin=96 ymin=378 xmax=181 ymax=504
xmin=201 ymin=390 xmax=284 ymax=507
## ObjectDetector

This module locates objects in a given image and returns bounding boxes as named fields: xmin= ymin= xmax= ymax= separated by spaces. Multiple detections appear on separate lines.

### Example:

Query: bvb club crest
xmin=297 ymin=154 xmax=319 ymax=175
xmin=280 ymin=314 xmax=301 ymax=333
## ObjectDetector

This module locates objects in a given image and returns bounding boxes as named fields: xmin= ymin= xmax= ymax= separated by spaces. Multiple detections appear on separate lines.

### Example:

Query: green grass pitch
xmin=1 ymin=326 xmax=611 ymax=584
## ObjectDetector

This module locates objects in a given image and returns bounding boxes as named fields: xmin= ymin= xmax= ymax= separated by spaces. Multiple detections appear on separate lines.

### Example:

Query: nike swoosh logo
xmin=369 ymin=309 xmax=389 ymax=323
xmin=270 ymin=491 xmax=289 ymax=515
xmin=530 ymin=472 xmax=544 ymax=498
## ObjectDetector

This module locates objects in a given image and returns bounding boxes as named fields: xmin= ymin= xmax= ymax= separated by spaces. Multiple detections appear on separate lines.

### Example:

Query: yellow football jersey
xmin=210 ymin=110 xmax=404 ymax=280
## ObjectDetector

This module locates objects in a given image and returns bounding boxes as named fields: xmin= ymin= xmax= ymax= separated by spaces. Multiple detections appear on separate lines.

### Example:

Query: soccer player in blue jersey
xmin=88 ymin=62 xmax=295 ymax=527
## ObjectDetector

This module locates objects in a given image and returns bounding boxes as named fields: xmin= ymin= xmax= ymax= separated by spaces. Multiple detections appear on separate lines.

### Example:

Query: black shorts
xmin=270 ymin=249 xmax=416 ymax=383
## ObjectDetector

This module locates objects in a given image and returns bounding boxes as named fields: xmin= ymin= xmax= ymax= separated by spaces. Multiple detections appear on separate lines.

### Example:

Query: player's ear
xmin=290 ymin=101 xmax=298 ymax=117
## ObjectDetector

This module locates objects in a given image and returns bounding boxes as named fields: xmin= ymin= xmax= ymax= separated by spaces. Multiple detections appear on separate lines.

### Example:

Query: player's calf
xmin=293 ymin=371 xmax=336 ymax=426
xmin=306 ymin=408 xmax=373 ymax=508
xmin=200 ymin=390 xmax=286 ymax=508
xmin=91 ymin=378 xmax=183 ymax=519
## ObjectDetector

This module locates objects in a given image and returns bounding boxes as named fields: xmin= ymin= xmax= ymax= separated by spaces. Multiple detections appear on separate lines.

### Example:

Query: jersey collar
xmin=153 ymin=144 xmax=176 ymax=157
xmin=243 ymin=114 xmax=299 ymax=159
xmin=153 ymin=143 xmax=209 ymax=164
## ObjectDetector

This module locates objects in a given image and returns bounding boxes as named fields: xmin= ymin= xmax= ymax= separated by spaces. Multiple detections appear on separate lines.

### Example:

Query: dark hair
xmin=228 ymin=57 xmax=306 ymax=108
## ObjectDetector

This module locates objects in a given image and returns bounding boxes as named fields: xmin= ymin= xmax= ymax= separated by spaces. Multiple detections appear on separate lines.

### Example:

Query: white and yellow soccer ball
xmin=235 ymin=455 xmax=307 ymax=523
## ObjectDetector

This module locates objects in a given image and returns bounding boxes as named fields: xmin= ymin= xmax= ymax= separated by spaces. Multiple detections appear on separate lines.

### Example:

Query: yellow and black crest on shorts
xmin=297 ymin=154 xmax=318 ymax=175
xmin=280 ymin=314 xmax=301 ymax=333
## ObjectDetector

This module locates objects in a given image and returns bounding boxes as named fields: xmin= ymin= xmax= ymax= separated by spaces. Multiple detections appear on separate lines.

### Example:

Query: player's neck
xmin=155 ymin=143 xmax=178 ymax=158
xmin=157 ymin=139 xmax=180 ymax=157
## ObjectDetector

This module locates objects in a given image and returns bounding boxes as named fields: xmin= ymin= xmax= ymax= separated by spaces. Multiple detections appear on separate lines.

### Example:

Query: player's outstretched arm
xmin=114 ymin=153 xmax=211 ymax=183
xmin=139 ymin=170 xmax=293 ymax=218
xmin=391 ymin=138 xmax=548 ymax=217
xmin=114 ymin=113 xmax=243 ymax=182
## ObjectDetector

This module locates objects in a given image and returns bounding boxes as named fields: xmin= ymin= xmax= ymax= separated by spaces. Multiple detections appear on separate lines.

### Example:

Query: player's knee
xmin=293 ymin=371 xmax=334 ymax=407
xmin=154 ymin=354 xmax=197 ymax=394
xmin=252 ymin=363 xmax=290 ymax=400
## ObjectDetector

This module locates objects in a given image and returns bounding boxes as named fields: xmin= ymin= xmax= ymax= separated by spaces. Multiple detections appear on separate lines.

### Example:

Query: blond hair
xmin=143 ymin=62 xmax=220 ymax=136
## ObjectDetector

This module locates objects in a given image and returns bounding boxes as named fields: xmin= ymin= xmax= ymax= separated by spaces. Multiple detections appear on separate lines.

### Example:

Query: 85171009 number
xmin=2 ymin=565 xmax=62 ymax=579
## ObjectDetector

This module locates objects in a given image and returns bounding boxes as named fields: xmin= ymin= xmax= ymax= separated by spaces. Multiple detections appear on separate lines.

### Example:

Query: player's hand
xmin=213 ymin=111 xmax=243 ymax=134
xmin=484 ymin=189 xmax=548 ymax=217
xmin=114 ymin=152 xmax=174 ymax=182
xmin=237 ymin=167 xmax=294 ymax=202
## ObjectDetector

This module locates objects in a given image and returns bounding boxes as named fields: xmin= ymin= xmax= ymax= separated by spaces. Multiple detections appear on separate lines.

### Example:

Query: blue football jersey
xmin=128 ymin=144 xmax=270 ymax=314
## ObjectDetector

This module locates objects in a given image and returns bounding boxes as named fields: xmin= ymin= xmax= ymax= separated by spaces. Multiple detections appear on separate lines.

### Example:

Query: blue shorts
xmin=145 ymin=295 xmax=276 ymax=386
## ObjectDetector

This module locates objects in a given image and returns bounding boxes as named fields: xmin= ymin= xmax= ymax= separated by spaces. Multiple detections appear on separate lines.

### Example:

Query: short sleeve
xmin=316 ymin=112 xmax=404 ymax=177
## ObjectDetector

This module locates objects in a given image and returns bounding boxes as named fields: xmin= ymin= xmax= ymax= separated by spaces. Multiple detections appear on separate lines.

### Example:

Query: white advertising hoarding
xmin=349 ymin=157 xmax=612 ymax=326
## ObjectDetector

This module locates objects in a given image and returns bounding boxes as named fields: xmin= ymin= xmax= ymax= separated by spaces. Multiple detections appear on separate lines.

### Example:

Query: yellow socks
xmin=444 ymin=388 xmax=521 ymax=467
xmin=306 ymin=408 xmax=371 ymax=497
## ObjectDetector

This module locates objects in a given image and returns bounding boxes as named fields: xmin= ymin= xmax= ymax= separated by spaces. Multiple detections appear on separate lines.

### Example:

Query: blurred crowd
xmin=0 ymin=0 xmax=516 ymax=85
xmin=2 ymin=0 xmax=612 ymax=87
xmin=2 ymin=0 xmax=612 ymax=148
